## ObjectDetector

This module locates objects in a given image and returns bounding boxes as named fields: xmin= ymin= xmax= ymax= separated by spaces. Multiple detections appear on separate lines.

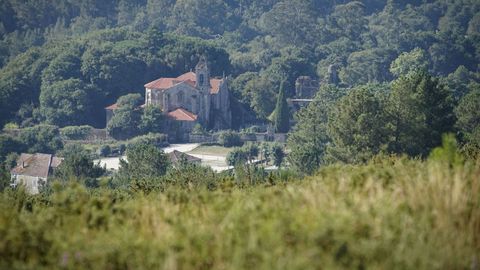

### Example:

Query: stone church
xmin=144 ymin=57 xmax=231 ymax=131
xmin=106 ymin=57 xmax=232 ymax=136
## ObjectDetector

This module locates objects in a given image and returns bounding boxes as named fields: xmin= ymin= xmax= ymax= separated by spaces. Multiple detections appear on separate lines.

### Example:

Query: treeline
xmin=0 ymin=144 xmax=479 ymax=269
xmin=0 ymin=28 xmax=230 ymax=128
xmin=287 ymin=70 xmax=480 ymax=174
xmin=1 ymin=0 xmax=479 ymax=128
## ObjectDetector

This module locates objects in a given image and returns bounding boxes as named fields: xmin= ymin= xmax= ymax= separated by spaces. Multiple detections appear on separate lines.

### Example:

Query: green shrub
xmin=2 ymin=158 xmax=479 ymax=269
xmin=191 ymin=123 xmax=207 ymax=135
xmin=218 ymin=130 xmax=242 ymax=147
xmin=60 ymin=125 xmax=93 ymax=140
xmin=118 ymin=144 xmax=126 ymax=155
xmin=2 ymin=123 xmax=19 ymax=130
xmin=127 ymin=133 xmax=168 ymax=149
xmin=226 ymin=147 xmax=248 ymax=166
xmin=19 ymin=125 xmax=63 ymax=154
xmin=97 ymin=145 xmax=111 ymax=157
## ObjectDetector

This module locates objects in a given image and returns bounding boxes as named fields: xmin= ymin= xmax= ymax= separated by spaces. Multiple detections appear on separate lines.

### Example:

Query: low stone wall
xmin=188 ymin=134 xmax=217 ymax=143
xmin=188 ymin=132 xmax=287 ymax=144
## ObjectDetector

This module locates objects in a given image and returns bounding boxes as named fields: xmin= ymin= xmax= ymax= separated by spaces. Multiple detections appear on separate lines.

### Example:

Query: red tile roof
xmin=144 ymin=77 xmax=176 ymax=89
xmin=145 ymin=72 xmax=223 ymax=94
xmin=167 ymin=108 xmax=198 ymax=121
xmin=176 ymin=72 xmax=196 ymax=81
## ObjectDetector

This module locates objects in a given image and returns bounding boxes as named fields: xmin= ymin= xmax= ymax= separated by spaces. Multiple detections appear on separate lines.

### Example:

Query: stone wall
xmin=188 ymin=132 xmax=287 ymax=144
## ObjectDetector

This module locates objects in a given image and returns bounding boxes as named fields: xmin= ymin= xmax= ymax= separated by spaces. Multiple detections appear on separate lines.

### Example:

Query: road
xmin=94 ymin=143 xmax=230 ymax=172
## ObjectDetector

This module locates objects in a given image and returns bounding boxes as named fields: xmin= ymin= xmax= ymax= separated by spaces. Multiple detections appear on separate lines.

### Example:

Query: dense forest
xmin=1 ymin=2 xmax=480 ymax=268
xmin=0 ymin=0 xmax=479 ymax=128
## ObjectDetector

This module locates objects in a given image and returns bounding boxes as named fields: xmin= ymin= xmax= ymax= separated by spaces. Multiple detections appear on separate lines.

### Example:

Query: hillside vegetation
xmin=1 ymin=0 xmax=479 ymax=128
xmin=1 ymin=155 xmax=479 ymax=269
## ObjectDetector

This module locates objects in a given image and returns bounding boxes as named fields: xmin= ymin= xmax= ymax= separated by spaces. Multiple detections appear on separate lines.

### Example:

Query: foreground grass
xmin=1 ymin=158 xmax=479 ymax=269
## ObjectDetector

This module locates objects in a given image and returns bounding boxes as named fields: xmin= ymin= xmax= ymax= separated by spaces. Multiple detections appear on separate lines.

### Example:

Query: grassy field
xmin=1 ymin=157 xmax=479 ymax=269
xmin=187 ymin=144 xmax=232 ymax=157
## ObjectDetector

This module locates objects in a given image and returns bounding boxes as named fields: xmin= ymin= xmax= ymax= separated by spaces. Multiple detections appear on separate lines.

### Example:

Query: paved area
xmin=95 ymin=143 xmax=231 ymax=172
xmin=187 ymin=153 xmax=231 ymax=172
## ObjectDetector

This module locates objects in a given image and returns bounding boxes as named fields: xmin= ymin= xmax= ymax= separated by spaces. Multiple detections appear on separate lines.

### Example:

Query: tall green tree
xmin=19 ymin=124 xmax=63 ymax=154
xmin=273 ymin=81 xmax=289 ymax=133
xmin=455 ymin=84 xmax=480 ymax=146
xmin=226 ymin=147 xmax=248 ymax=167
xmin=389 ymin=48 xmax=430 ymax=77
xmin=39 ymin=79 xmax=100 ymax=127
xmin=326 ymin=84 xmax=390 ymax=163
xmin=118 ymin=143 xmax=170 ymax=181
xmin=287 ymin=85 xmax=347 ymax=174
xmin=271 ymin=143 xmax=284 ymax=168
xmin=107 ymin=94 xmax=143 ymax=140
xmin=258 ymin=0 xmax=319 ymax=46
xmin=386 ymin=70 xmax=455 ymax=157
xmin=55 ymin=144 xmax=105 ymax=185
xmin=139 ymin=105 xmax=165 ymax=134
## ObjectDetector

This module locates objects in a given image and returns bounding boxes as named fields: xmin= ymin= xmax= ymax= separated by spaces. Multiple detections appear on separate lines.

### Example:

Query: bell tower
xmin=195 ymin=56 xmax=211 ymax=126
xmin=195 ymin=56 xmax=210 ymax=91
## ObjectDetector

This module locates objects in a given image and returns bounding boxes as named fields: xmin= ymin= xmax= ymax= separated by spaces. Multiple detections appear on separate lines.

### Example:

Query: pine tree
xmin=287 ymin=85 xmax=347 ymax=174
xmin=273 ymin=81 xmax=290 ymax=133
xmin=386 ymin=70 xmax=455 ymax=156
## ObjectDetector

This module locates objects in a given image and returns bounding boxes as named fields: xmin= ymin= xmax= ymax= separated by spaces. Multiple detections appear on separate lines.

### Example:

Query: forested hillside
xmin=1 ymin=0 xmax=479 ymax=128
xmin=1 ymin=2 xmax=480 ymax=268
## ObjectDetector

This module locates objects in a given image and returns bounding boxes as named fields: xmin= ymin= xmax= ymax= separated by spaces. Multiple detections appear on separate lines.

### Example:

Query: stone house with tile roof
xmin=105 ymin=57 xmax=232 ymax=137
xmin=10 ymin=153 xmax=63 ymax=194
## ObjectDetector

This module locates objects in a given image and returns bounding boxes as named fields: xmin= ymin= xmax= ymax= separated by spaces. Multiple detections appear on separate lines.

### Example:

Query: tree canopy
xmin=0 ymin=0 xmax=478 ymax=128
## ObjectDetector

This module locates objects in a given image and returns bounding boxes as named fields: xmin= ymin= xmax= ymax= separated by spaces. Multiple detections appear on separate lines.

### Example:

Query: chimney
xmin=22 ymin=161 xmax=26 ymax=168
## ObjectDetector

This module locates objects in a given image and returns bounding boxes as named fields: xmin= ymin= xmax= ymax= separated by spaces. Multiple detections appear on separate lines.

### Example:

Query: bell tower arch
xmin=195 ymin=56 xmax=211 ymax=126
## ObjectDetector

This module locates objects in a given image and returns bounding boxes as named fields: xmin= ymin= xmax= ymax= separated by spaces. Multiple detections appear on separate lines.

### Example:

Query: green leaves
xmin=287 ymin=85 xmax=347 ymax=174
xmin=39 ymin=79 xmax=99 ymax=127
xmin=387 ymin=70 xmax=455 ymax=156
xmin=326 ymin=84 xmax=390 ymax=164
xmin=455 ymin=84 xmax=480 ymax=148
xmin=119 ymin=143 xmax=170 ymax=181
xmin=107 ymin=94 xmax=143 ymax=140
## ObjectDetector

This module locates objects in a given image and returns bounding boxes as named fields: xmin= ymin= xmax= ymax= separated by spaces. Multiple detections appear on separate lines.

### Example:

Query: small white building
xmin=10 ymin=153 xmax=63 ymax=194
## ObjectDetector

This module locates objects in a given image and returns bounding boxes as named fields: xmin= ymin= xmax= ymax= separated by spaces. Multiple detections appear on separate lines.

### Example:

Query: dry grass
xmin=0 ymin=158 xmax=479 ymax=269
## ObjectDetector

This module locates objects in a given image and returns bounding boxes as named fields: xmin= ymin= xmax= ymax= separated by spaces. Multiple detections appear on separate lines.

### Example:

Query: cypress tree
xmin=274 ymin=81 xmax=290 ymax=133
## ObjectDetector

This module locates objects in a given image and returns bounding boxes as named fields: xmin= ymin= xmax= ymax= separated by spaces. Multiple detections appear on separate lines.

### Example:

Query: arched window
xmin=199 ymin=74 xmax=204 ymax=85
xmin=177 ymin=91 xmax=184 ymax=104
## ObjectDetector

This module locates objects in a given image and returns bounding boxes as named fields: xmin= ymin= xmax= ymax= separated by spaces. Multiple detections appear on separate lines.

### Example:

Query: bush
xmin=97 ymin=145 xmax=111 ymax=157
xmin=218 ymin=130 xmax=242 ymax=147
xmin=60 ymin=125 xmax=93 ymax=140
xmin=3 ymin=123 xmax=19 ymax=130
xmin=191 ymin=123 xmax=207 ymax=135
xmin=118 ymin=144 xmax=126 ymax=155
xmin=226 ymin=147 xmax=248 ymax=166
xmin=127 ymin=133 xmax=168 ymax=149
xmin=19 ymin=125 xmax=63 ymax=154
xmin=271 ymin=143 xmax=285 ymax=167
xmin=0 ymin=159 xmax=480 ymax=269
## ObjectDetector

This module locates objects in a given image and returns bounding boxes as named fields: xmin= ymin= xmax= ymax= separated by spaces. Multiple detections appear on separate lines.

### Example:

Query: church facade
xmin=105 ymin=57 xmax=232 ymax=138
xmin=144 ymin=57 xmax=232 ymax=130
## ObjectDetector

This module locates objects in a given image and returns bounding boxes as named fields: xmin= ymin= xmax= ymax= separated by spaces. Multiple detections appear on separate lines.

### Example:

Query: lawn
xmin=187 ymin=144 xmax=233 ymax=157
